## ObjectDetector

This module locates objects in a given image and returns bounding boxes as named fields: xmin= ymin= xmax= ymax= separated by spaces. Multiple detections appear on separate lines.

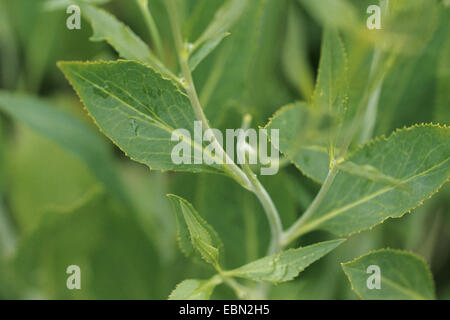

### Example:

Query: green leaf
xmin=189 ymin=31 xmax=229 ymax=72
xmin=7 ymin=126 xmax=101 ymax=233
xmin=14 ymin=190 xmax=166 ymax=299
xmin=296 ymin=124 xmax=450 ymax=237
xmin=281 ymin=4 xmax=314 ymax=100
xmin=264 ymin=103 xmax=330 ymax=183
xmin=313 ymin=28 xmax=348 ymax=118
xmin=198 ymin=0 xmax=293 ymax=124
xmin=167 ymin=194 xmax=223 ymax=268
xmin=44 ymin=0 xmax=110 ymax=11
xmin=230 ymin=239 xmax=345 ymax=283
xmin=79 ymin=3 xmax=177 ymax=82
xmin=337 ymin=161 xmax=404 ymax=187
xmin=297 ymin=0 xmax=359 ymax=30
xmin=342 ymin=249 xmax=435 ymax=299
xmin=58 ymin=60 xmax=223 ymax=174
xmin=169 ymin=277 xmax=222 ymax=300
xmin=193 ymin=0 xmax=248 ymax=51
xmin=0 ymin=91 xmax=127 ymax=204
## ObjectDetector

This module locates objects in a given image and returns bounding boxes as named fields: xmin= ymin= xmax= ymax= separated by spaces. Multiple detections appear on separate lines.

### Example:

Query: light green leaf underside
xmin=0 ymin=91 xmax=127 ymax=203
xmin=231 ymin=239 xmax=345 ymax=283
xmin=342 ymin=249 xmax=435 ymax=300
xmin=167 ymin=194 xmax=223 ymax=267
xmin=169 ymin=277 xmax=221 ymax=300
xmin=58 ymin=60 xmax=223 ymax=174
xmin=299 ymin=124 xmax=450 ymax=237
xmin=265 ymin=103 xmax=329 ymax=183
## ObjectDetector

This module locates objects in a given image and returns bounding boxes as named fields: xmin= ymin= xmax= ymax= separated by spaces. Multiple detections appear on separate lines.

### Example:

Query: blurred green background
xmin=0 ymin=0 xmax=449 ymax=299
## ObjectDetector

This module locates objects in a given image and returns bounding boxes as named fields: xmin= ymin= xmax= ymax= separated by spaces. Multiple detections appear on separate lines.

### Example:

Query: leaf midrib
xmin=67 ymin=66 xmax=224 ymax=169
xmin=299 ymin=156 xmax=450 ymax=234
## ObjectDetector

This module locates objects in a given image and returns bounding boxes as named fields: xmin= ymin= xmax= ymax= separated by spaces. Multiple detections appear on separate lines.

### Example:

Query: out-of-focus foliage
xmin=0 ymin=0 xmax=448 ymax=300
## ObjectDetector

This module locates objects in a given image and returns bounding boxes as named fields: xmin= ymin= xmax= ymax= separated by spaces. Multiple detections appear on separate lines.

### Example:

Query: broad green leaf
xmin=58 ymin=60 xmax=223 ymax=174
xmin=296 ymin=124 xmax=450 ymax=237
xmin=167 ymin=194 xmax=223 ymax=267
xmin=265 ymin=103 xmax=330 ymax=183
xmin=169 ymin=277 xmax=221 ymax=300
xmin=230 ymin=239 xmax=345 ymax=283
xmin=78 ymin=3 xmax=176 ymax=82
xmin=342 ymin=249 xmax=435 ymax=299
xmin=0 ymin=91 xmax=127 ymax=204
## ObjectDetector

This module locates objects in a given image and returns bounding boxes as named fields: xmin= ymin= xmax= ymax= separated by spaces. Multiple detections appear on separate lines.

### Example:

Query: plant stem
xmin=242 ymin=163 xmax=283 ymax=254
xmin=136 ymin=0 xmax=166 ymax=63
xmin=281 ymin=163 xmax=339 ymax=247
xmin=166 ymin=0 xmax=252 ymax=191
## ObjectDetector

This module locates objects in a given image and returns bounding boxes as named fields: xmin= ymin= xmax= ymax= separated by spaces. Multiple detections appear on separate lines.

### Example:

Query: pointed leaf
xmin=79 ymin=4 xmax=176 ymax=82
xmin=189 ymin=32 xmax=229 ymax=72
xmin=231 ymin=239 xmax=345 ymax=283
xmin=264 ymin=103 xmax=330 ymax=183
xmin=169 ymin=277 xmax=221 ymax=300
xmin=297 ymin=124 xmax=450 ymax=237
xmin=58 ymin=60 xmax=223 ymax=174
xmin=167 ymin=194 xmax=223 ymax=267
xmin=342 ymin=249 xmax=435 ymax=300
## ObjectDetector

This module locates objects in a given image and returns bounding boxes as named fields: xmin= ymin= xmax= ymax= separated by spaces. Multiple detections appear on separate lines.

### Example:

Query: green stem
xmin=165 ymin=0 xmax=252 ymax=191
xmin=136 ymin=0 xmax=166 ymax=63
xmin=242 ymin=163 xmax=283 ymax=255
xmin=281 ymin=163 xmax=339 ymax=247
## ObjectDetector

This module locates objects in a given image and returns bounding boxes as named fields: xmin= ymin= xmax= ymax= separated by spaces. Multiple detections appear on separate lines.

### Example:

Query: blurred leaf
xmin=281 ymin=4 xmax=314 ymax=100
xmin=297 ymin=125 xmax=450 ymax=237
xmin=121 ymin=164 xmax=175 ymax=263
xmin=231 ymin=239 xmax=345 ymax=283
xmin=313 ymin=28 xmax=348 ymax=118
xmin=167 ymin=194 xmax=223 ymax=268
xmin=197 ymin=0 xmax=293 ymax=124
xmin=169 ymin=277 xmax=221 ymax=300
xmin=342 ymin=249 xmax=435 ymax=299
xmin=58 ymin=60 xmax=223 ymax=174
xmin=297 ymin=0 xmax=359 ymax=30
xmin=375 ymin=1 xmax=446 ymax=134
xmin=7 ymin=126 xmax=100 ymax=233
xmin=188 ymin=0 xmax=249 ymax=71
xmin=0 ymin=91 xmax=127 ymax=204
xmin=189 ymin=31 xmax=229 ymax=72
xmin=265 ymin=103 xmax=329 ymax=183
xmin=44 ymin=0 xmax=110 ymax=11
xmin=193 ymin=0 xmax=248 ymax=50
xmin=14 ymin=192 xmax=164 ymax=299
